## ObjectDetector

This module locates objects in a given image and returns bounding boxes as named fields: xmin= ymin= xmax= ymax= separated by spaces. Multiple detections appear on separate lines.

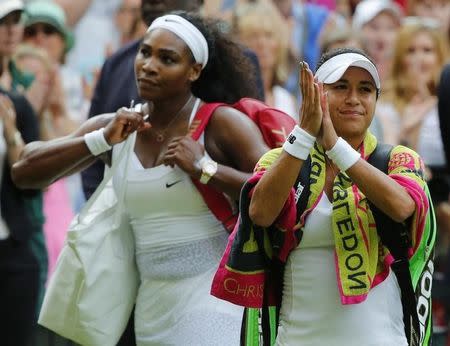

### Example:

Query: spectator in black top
xmin=0 ymin=87 xmax=40 ymax=346
xmin=0 ymin=2 xmax=41 ymax=345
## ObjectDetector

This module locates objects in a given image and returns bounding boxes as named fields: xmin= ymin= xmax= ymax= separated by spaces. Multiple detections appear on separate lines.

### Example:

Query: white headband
xmin=148 ymin=14 xmax=209 ymax=69
xmin=314 ymin=53 xmax=381 ymax=89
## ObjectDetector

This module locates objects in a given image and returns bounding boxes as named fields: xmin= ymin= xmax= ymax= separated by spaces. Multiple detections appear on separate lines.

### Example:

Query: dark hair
xmin=172 ymin=11 xmax=259 ymax=103
xmin=316 ymin=47 xmax=380 ymax=97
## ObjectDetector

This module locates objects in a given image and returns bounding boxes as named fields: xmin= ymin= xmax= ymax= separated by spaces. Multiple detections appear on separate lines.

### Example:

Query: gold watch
xmin=197 ymin=155 xmax=218 ymax=184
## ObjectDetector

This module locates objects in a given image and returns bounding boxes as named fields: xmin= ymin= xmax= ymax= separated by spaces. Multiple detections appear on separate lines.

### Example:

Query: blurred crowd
xmin=0 ymin=0 xmax=449 ymax=345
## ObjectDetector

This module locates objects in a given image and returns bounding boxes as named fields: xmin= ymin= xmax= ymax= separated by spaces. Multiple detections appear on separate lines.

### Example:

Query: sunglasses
xmin=24 ymin=24 xmax=59 ymax=37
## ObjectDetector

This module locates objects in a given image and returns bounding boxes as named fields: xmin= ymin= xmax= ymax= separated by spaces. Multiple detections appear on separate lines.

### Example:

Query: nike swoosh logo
xmin=165 ymin=180 xmax=183 ymax=188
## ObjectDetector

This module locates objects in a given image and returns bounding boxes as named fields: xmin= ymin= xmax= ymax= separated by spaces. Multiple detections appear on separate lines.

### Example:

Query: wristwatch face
xmin=203 ymin=161 xmax=217 ymax=176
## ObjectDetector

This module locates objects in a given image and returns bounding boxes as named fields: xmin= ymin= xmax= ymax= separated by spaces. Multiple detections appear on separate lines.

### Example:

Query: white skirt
xmin=134 ymin=234 xmax=243 ymax=346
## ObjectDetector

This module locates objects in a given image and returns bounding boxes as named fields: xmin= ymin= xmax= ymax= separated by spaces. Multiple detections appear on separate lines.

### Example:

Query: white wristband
xmin=282 ymin=125 xmax=316 ymax=160
xmin=84 ymin=128 xmax=112 ymax=156
xmin=325 ymin=137 xmax=360 ymax=172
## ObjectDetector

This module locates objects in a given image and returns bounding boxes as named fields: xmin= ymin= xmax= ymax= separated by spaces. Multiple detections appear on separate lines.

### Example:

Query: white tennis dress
xmin=111 ymin=103 xmax=243 ymax=345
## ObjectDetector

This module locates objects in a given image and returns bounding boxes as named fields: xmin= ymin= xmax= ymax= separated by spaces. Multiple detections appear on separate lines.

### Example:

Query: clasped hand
xmin=299 ymin=62 xmax=338 ymax=151
xmin=104 ymin=104 xmax=151 ymax=145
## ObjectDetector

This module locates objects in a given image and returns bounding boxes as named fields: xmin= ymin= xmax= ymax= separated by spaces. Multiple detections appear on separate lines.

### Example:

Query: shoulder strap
xmin=189 ymin=102 xmax=226 ymax=141
xmin=367 ymin=144 xmax=411 ymax=260
xmin=368 ymin=143 xmax=421 ymax=346
xmin=294 ymin=156 xmax=312 ymax=228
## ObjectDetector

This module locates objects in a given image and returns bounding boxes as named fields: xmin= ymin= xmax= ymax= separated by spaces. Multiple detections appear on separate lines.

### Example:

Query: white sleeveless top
xmin=276 ymin=194 xmax=407 ymax=346
xmin=111 ymin=99 xmax=226 ymax=279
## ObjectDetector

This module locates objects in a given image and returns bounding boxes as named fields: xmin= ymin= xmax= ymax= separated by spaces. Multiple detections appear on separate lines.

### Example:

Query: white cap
xmin=352 ymin=0 xmax=402 ymax=30
xmin=314 ymin=52 xmax=381 ymax=89
xmin=0 ymin=0 xmax=23 ymax=21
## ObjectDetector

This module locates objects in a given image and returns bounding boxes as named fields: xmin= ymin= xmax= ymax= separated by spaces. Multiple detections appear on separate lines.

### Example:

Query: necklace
xmin=150 ymin=95 xmax=194 ymax=142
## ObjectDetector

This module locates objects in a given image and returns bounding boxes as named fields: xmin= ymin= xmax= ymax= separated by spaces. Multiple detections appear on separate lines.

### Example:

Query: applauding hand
xmin=317 ymin=83 xmax=338 ymax=151
xmin=299 ymin=61 xmax=322 ymax=137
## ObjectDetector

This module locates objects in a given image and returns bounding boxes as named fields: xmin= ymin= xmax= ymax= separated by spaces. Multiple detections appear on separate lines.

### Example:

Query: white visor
xmin=314 ymin=53 xmax=381 ymax=89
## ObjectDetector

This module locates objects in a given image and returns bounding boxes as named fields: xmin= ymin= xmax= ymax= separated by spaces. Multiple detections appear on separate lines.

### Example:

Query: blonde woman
xmin=377 ymin=22 xmax=448 ymax=172
xmin=233 ymin=1 xmax=298 ymax=121
xmin=377 ymin=22 xmax=450 ymax=270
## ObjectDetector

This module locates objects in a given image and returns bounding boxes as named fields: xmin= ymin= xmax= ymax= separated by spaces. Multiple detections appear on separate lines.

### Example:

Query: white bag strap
xmin=78 ymin=131 xmax=137 ymax=221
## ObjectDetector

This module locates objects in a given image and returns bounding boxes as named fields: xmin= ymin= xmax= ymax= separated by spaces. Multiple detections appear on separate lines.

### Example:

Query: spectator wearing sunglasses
xmin=24 ymin=0 xmax=90 ymax=212
xmin=22 ymin=1 xmax=86 ymax=125
xmin=0 ymin=0 xmax=33 ymax=92
xmin=23 ymin=1 xmax=74 ymax=65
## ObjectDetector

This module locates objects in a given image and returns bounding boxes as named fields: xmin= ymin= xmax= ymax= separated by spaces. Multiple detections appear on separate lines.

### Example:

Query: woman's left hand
xmin=316 ymin=84 xmax=338 ymax=151
xmin=162 ymin=136 xmax=204 ymax=177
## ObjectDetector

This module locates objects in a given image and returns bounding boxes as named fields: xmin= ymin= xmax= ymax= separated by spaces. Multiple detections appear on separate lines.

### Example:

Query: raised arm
xmin=12 ymin=108 xmax=150 ymax=189
xmin=250 ymin=63 xmax=322 ymax=226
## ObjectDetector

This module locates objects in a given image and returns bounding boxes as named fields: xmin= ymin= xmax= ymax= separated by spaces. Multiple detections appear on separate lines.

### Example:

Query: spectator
xmin=115 ymin=0 xmax=147 ymax=47
xmin=352 ymin=0 xmax=403 ymax=83
xmin=22 ymin=2 xmax=84 ymax=301
xmin=233 ymin=0 xmax=298 ymax=120
xmin=0 ymin=1 xmax=47 ymax=338
xmin=0 ymin=90 xmax=40 ymax=346
xmin=0 ymin=0 xmax=32 ymax=91
xmin=23 ymin=1 xmax=86 ymax=214
xmin=59 ymin=0 xmax=121 ymax=86
xmin=320 ymin=25 xmax=362 ymax=54
xmin=377 ymin=21 xmax=448 ymax=177
xmin=407 ymin=0 xmax=450 ymax=43
xmin=271 ymin=0 xmax=340 ymax=98
xmin=23 ymin=0 xmax=86 ymax=124
xmin=0 ymin=5 xmax=40 ymax=342
xmin=379 ymin=21 xmax=450 ymax=343
xmin=13 ymin=44 xmax=75 ymax=283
